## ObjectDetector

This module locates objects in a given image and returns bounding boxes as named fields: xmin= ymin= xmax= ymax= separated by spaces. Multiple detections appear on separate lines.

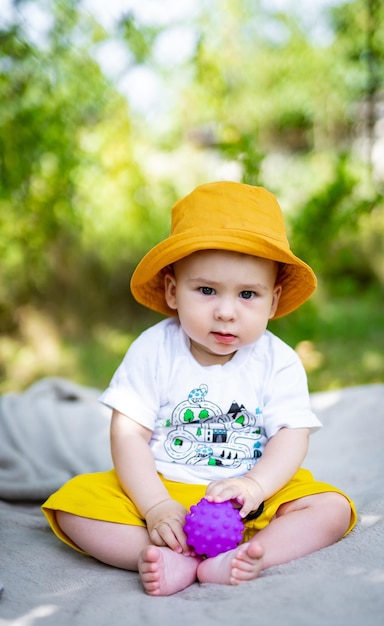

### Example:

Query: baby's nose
xmin=214 ymin=298 xmax=236 ymax=321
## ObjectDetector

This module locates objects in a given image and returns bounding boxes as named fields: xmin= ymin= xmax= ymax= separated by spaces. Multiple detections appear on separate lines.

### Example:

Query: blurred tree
xmin=287 ymin=0 xmax=384 ymax=291
xmin=329 ymin=0 xmax=384 ymax=176
xmin=0 ymin=0 xmax=151 ymax=331
xmin=162 ymin=0 xmax=354 ymax=168
xmin=289 ymin=155 xmax=380 ymax=289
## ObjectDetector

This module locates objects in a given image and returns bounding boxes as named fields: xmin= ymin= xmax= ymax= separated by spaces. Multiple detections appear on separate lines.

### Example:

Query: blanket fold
xmin=0 ymin=377 xmax=112 ymax=501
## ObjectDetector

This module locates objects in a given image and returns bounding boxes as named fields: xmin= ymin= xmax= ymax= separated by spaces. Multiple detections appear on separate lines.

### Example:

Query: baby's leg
xmin=198 ymin=491 xmax=351 ymax=585
xmin=56 ymin=511 xmax=201 ymax=596
xmin=252 ymin=491 xmax=352 ymax=570
xmin=138 ymin=546 xmax=201 ymax=596
xmin=55 ymin=511 xmax=150 ymax=570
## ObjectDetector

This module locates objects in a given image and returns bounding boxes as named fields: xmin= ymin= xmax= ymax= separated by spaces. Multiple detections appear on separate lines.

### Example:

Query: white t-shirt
xmin=100 ymin=318 xmax=321 ymax=485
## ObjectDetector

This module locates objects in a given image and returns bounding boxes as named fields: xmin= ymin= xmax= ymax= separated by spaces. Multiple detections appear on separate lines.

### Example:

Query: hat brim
xmin=130 ymin=229 xmax=317 ymax=319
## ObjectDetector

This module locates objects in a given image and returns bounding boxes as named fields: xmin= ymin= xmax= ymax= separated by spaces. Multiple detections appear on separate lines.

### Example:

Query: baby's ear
xmin=269 ymin=284 xmax=282 ymax=319
xmin=164 ymin=269 xmax=178 ymax=310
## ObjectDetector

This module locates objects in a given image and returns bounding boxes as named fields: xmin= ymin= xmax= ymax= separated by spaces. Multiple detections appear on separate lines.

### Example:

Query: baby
xmin=42 ymin=181 xmax=356 ymax=595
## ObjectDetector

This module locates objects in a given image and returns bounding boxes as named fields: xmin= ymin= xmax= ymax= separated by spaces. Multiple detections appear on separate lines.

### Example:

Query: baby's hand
xmin=145 ymin=499 xmax=191 ymax=555
xmin=205 ymin=476 xmax=264 ymax=518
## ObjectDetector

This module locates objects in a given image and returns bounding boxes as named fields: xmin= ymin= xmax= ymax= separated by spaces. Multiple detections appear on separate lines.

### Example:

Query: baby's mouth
xmin=212 ymin=332 xmax=237 ymax=344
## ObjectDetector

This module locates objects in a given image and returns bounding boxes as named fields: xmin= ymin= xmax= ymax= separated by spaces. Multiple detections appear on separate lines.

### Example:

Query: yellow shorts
xmin=42 ymin=468 xmax=357 ymax=554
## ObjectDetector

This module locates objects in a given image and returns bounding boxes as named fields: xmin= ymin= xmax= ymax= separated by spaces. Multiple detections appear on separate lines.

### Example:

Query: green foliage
xmin=330 ymin=0 xmax=384 ymax=92
xmin=289 ymin=155 xmax=382 ymax=288
xmin=0 ymin=0 xmax=153 ymax=328
xmin=118 ymin=13 xmax=159 ymax=64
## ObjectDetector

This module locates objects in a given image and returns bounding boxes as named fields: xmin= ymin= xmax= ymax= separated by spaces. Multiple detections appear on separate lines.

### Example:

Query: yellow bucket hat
xmin=130 ymin=181 xmax=316 ymax=319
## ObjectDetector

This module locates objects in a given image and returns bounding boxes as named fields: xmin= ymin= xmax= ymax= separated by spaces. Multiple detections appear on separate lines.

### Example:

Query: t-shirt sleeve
xmin=98 ymin=327 xmax=162 ymax=431
xmin=262 ymin=345 xmax=322 ymax=438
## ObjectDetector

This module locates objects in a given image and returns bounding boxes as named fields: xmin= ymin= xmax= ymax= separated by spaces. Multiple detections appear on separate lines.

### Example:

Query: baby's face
xmin=164 ymin=250 xmax=281 ymax=366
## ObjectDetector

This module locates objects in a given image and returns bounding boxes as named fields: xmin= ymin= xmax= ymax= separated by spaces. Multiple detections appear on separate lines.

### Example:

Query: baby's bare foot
xmin=138 ymin=546 xmax=200 ymax=596
xmin=197 ymin=538 xmax=264 ymax=585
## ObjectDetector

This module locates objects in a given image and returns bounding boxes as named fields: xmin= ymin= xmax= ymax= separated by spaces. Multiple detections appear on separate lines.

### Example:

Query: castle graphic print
xmin=160 ymin=384 xmax=267 ymax=472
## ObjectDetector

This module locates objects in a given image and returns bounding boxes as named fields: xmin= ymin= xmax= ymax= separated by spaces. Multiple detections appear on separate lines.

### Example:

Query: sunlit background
xmin=0 ymin=0 xmax=383 ymax=393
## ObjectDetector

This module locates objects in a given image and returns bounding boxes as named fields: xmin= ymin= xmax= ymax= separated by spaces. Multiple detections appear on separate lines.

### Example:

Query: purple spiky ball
xmin=184 ymin=498 xmax=244 ymax=558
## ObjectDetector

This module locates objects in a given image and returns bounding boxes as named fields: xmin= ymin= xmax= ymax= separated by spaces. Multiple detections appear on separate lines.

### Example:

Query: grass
xmin=269 ymin=288 xmax=384 ymax=392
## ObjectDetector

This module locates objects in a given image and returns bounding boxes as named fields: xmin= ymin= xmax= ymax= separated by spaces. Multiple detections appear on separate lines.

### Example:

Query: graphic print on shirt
xmin=163 ymin=384 xmax=266 ymax=472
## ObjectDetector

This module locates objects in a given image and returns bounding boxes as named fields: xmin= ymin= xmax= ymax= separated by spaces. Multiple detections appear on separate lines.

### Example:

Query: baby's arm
xmin=205 ymin=427 xmax=310 ymax=518
xmin=110 ymin=409 xmax=190 ymax=554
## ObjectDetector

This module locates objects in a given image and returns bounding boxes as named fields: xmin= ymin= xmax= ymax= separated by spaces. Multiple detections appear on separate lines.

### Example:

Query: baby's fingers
xmin=149 ymin=527 xmax=167 ymax=548
xmin=150 ymin=521 xmax=189 ymax=555
xmin=205 ymin=481 xmax=240 ymax=502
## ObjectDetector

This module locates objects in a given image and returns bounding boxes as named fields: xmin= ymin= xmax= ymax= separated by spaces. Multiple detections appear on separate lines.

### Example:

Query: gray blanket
xmin=1 ymin=378 xmax=383 ymax=625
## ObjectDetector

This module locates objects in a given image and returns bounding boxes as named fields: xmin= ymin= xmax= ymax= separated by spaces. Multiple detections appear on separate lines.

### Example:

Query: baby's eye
xmin=199 ymin=286 xmax=215 ymax=296
xmin=240 ymin=290 xmax=256 ymax=300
